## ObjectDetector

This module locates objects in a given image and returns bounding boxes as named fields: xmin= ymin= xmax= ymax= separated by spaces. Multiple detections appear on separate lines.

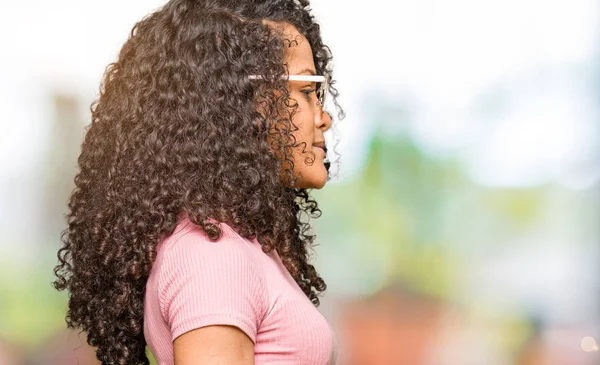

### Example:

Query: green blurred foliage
xmin=315 ymin=127 xmax=547 ymax=301
xmin=0 ymin=256 xmax=67 ymax=349
xmin=315 ymin=130 xmax=468 ymax=298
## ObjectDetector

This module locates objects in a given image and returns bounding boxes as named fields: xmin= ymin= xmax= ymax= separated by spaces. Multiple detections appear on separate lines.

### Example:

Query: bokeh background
xmin=1 ymin=0 xmax=599 ymax=364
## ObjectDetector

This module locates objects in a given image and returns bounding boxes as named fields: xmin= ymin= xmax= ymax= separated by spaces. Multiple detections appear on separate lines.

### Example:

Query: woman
xmin=53 ymin=0 xmax=344 ymax=364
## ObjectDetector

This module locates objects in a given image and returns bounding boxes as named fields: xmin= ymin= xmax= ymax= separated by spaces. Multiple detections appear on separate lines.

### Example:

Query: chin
xmin=310 ymin=179 xmax=327 ymax=189
xmin=302 ymin=167 xmax=329 ymax=189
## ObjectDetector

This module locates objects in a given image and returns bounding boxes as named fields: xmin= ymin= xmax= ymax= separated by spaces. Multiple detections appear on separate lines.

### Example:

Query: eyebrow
xmin=296 ymin=68 xmax=317 ymax=76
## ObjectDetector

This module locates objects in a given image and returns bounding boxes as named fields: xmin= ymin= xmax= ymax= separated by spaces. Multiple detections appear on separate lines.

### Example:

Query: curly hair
xmin=52 ymin=0 xmax=343 ymax=364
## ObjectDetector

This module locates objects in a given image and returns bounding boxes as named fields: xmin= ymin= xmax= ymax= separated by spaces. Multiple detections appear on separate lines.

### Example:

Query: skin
xmin=173 ymin=22 xmax=331 ymax=365
xmin=279 ymin=21 xmax=333 ymax=189
xmin=174 ymin=325 xmax=255 ymax=365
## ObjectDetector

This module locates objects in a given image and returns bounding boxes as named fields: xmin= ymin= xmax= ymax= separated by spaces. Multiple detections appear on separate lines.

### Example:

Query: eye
xmin=301 ymin=88 xmax=317 ymax=101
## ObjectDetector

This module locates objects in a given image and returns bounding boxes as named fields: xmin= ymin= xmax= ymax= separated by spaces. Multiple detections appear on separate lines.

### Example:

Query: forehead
xmin=267 ymin=21 xmax=316 ymax=74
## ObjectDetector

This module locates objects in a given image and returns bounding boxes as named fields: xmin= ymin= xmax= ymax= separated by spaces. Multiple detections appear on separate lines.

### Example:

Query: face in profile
xmin=269 ymin=22 xmax=333 ymax=189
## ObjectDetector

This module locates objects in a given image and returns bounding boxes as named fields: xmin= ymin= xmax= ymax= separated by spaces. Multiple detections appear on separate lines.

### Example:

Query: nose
xmin=315 ymin=108 xmax=332 ymax=132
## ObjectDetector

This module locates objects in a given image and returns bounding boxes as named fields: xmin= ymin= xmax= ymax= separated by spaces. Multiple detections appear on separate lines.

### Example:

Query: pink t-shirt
xmin=144 ymin=216 xmax=337 ymax=365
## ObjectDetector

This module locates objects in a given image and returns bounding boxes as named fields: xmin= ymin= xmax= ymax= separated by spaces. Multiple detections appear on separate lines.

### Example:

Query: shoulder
xmin=160 ymin=219 xmax=259 ymax=270
xmin=155 ymin=218 xmax=269 ymax=341
xmin=156 ymin=218 xmax=268 ymax=301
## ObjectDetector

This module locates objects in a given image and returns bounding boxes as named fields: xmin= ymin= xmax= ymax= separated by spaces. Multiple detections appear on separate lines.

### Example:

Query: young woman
xmin=53 ymin=0 xmax=344 ymax=364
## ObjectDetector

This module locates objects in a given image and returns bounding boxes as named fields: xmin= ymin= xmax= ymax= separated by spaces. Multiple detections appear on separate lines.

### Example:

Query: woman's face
xmin=279 ymin=23 xmax=333 ymax=189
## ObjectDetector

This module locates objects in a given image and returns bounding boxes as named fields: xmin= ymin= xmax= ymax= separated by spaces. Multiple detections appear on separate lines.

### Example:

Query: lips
xmin=313 ymin=145 xmax=327 ymax=156
xmin=313 ymin=142 xmax=331 ymax=172
xmin=313 ymin=141 xmax=327 ymax=155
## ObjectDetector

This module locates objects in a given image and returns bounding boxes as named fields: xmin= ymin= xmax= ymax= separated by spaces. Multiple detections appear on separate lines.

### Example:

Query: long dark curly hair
xmin=52 ymin=0 xmax=343 ymax=364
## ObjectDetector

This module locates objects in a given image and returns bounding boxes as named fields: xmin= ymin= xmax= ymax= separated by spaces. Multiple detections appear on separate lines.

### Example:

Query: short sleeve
xmin=157 ymin=228 xmax=267 ymax=343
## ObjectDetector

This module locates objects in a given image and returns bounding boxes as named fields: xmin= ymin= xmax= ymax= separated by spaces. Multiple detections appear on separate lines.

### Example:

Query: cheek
xmin=291 ymin=106 xmax=314 ymax=145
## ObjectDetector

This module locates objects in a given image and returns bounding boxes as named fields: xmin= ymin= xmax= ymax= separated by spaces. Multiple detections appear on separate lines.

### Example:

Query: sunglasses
xmin=248 ymin=74 xmax=328 ymax=109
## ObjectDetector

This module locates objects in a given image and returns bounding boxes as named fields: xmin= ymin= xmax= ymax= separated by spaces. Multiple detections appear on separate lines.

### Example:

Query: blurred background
xmin=0 ymin=0 xmax=599 ymax=364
